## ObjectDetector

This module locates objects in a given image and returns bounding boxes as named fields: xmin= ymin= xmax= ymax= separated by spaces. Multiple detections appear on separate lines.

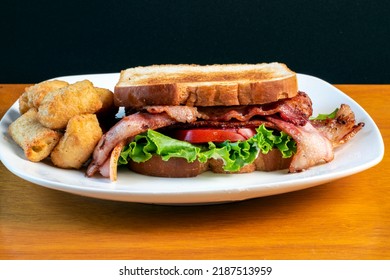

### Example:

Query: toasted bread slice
xmin=114 ymin=63 xmax=298 ymax=107
xmin=128 ymin=149 xmax=292 ymax=178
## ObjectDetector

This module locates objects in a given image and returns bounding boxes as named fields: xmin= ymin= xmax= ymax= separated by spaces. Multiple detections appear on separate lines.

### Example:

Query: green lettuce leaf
xmin=118 ymin=130 xmax=200 ymax=165
xmin=310 ymin=108 xmax=339 ymax=120
xmin=118 ymin=125 xmax=297 ymax=172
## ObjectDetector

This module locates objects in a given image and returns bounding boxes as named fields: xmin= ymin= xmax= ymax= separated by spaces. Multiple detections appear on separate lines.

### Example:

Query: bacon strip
xmin=145 ymin=106 xmax=201 ymax=123
xmin=86 ymin=107 xmax=200 ymax=177
xmin=197 ymin=91 xmax=313 ymax=126
xmin=86 ymin=92 xmax=363 ymax=178
xmin=311 ymin=104 xmax=364 ymax=147
xmin=86 ymin=112 xmax=176 ymax=176
xmin=267 ymin=116 xmax=334 ymax=172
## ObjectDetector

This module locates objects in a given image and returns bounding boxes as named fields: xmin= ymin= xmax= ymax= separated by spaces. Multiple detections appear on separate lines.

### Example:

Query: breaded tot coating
xmin=95 ymin=87 xmax=114 ymax=112
xmin=19 ymin=91 xmax=30 ymax=114
xmin=8 ymin=108 xmax=62 ymax=162
xmin=37 ymin=80 xmax=103 ymax=129
xmin=18 ymin=80 xmax=69 ymax=114
xmin=51 ymin=114 xmax=103 ymax=169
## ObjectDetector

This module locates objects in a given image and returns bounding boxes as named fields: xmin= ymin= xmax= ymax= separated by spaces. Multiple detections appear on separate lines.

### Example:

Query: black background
xmin=1 ymin=0 xmax=389 ymax=83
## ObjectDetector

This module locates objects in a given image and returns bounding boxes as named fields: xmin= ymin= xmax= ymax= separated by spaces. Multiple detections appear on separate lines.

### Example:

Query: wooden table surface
xmin=0 ymin=84 xmax=389 ymax=260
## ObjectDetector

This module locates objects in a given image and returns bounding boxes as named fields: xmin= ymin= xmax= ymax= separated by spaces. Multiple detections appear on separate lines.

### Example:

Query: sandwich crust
xmin=114 ymin=63 xmax=298 ymax=107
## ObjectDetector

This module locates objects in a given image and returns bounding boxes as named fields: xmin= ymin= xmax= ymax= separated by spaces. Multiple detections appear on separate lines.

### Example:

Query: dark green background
xmin=1 ymin=0 xmax=389 ymax=83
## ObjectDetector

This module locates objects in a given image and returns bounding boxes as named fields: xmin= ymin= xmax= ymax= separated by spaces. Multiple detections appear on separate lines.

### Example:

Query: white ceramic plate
xmin=0 ymin=73 xmax=384 ymax=204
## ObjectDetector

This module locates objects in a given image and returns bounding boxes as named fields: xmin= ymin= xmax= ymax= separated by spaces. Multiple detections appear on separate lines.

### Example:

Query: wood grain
xmin=0 ymin=84 xmax=389 ymax=260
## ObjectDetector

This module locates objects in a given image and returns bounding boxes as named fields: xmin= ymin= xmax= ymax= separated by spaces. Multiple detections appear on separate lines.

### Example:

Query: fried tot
xmin=50 ymin=114 xmax=103 ymax=169
xmin=37 ymin=80 xmax=102 ymax=129
xmin=19 ymin=91 xmax=30 ymax=114
xmin=95 ymin=87 xmax=118 ymax=130
xmin=95 ymin=87 xmax=114 ymax=112
xmin=18 ymin=80 xmax=69 ymax=114
xmin=8 ymin=108 xmax=62 ymax=162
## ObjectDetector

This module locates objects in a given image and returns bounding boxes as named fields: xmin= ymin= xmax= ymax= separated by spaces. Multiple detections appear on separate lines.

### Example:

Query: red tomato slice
xmin=172 ymin=128 xmax=256 ymax=143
